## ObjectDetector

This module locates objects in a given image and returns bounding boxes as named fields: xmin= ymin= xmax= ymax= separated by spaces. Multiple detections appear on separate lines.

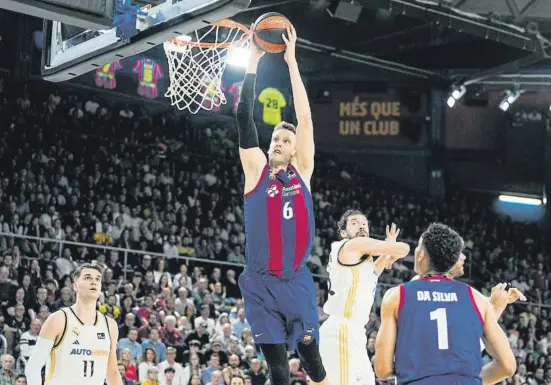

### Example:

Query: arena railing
xmin=2 ymin=232 xmax=545 ymax=309
xmin=0 ymin=231 xmax=414 ymax=281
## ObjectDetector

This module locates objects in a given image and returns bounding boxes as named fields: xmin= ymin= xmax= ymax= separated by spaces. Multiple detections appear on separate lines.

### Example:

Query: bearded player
xmin=374 ymin=223 xmax=517 ymax=385
xmin=319 ymin=210 xmax=410 ymax=385
xmin=235 ymin=26 xmax=328 ymax=385
xmin=26 ymin=264 xmax=121 ymax=385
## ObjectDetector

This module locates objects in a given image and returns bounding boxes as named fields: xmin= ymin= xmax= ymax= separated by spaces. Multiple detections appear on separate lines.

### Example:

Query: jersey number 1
xmin=429 ymin=308 xmax=449 ymax=350
xmin=83 ymin=360 xmax=95 ymax=377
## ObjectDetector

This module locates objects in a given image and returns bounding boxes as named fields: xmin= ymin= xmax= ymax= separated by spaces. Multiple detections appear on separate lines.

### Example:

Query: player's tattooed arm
xmin=106 ymin=317 xmax=123 ymax=385
xmin=283 ymin=27 xmax=315 ymax=182
xmin=374 ymin=286 xmax=400 ymax=380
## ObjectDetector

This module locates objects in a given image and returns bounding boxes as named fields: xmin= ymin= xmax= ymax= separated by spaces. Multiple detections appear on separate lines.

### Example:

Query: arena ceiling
xmin=233 ymin=0 xmax=551 ymax=89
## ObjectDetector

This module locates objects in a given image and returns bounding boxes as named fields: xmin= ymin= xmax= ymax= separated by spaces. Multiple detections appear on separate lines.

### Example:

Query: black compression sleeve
xmin=236 ymin=73 xmax=259 ymax=149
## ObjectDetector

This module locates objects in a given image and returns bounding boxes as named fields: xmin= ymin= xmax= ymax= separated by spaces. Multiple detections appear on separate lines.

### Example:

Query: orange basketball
xmin=252 ymin=13 xmax=293 ymax=54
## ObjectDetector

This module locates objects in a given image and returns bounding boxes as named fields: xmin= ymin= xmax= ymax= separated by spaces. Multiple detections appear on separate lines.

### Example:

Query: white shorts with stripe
xmin=319 ymin=316 xmax=375 ymax=385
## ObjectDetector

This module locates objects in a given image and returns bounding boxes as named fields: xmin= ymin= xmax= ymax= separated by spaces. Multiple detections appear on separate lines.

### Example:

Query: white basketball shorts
xmin=319 ymin=316 xmax=375 ymax=385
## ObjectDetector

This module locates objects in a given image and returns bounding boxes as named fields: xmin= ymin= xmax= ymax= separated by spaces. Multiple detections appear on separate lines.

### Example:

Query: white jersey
xmin=45 ymin=307 xmax=111 ymax=385
xmin=323 ymin=239 xmax=378 ymax=324
xmin=320 ymin=239 xmax=379 ymax=385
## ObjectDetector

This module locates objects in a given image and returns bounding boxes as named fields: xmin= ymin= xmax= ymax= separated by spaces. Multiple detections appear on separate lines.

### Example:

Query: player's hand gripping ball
xmin=252 ymin=13 xmax=293 ymax=54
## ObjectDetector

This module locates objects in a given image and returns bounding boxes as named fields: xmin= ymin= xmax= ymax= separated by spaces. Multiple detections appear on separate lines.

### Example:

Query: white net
xmin=163 ymin=21 xmax=250 ymax=114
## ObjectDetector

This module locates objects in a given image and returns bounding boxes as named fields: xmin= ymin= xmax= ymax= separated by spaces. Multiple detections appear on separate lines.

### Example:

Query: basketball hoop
xmin=163 ymin=19 xmax=251 ymax=114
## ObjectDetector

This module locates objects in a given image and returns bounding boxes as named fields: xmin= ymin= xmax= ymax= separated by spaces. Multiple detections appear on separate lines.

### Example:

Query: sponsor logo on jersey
xmin=73 ymin=340 xmax=80 ymax=345
xmin=70 ymin=348 xmax=109 ymax=357
xmin=287 ymin=170 xmax=296 ymax=179
xmin=282 ymin=183 xmax=301 ymax=196
xmin=266 ymin=185 xmax=279 ymax=197
xmin=97 ymin=333 xmax=106 ymax=340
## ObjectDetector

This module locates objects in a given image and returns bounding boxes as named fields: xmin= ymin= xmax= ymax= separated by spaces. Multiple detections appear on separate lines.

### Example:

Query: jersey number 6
xmin=283 ymin=202 xmax=294 ymax=219
xmin=83 ymin=360 xmax=95 ymax=377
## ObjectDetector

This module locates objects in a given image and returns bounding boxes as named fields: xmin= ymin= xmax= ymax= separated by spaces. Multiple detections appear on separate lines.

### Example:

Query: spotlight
xmin=498 ymin=90 xmax=521 ymax=112
xmin=498 ymin=194 xmax=542 ymax=206
xmin=446 ymin=85 xmax=466 ymax=108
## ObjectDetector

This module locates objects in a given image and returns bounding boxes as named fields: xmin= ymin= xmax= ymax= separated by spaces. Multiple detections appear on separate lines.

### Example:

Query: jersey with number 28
xmin=395 ymin=277 xmax=483 ymax=384
xmin=45 ymin=308 xmax=111 ymax=385
xmin=243 ymin=164 xmax=314 ymax=279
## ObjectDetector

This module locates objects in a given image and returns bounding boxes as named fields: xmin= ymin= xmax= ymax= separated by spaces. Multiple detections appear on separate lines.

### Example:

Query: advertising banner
xmin=311 ymin=88 xmax=428 ymax=148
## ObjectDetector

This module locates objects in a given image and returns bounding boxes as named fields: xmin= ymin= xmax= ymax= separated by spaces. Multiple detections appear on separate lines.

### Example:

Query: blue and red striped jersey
xmin=244 ymin=164 xmax=315 ymax=278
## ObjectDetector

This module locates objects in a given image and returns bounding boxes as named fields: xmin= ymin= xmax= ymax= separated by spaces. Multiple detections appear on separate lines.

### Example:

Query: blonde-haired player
xmin=26 ymin=263 xmax=122 ymax=385
xmin=319 ymin=210 xmax=410 ymax=385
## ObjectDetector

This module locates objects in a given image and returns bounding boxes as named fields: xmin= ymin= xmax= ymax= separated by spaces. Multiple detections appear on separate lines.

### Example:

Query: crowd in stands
xmin=0 ymin=79 xmax=550 ymax=385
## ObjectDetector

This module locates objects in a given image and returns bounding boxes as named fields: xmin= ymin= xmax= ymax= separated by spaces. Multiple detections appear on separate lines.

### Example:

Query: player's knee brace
xmin=259 ymin=343 xmax=290 ymax=385
xmin=296 ymin=340 xmax=327 ymax=383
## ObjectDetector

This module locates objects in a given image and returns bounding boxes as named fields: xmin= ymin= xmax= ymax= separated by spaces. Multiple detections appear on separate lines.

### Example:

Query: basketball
xmin=252 ymin=13 xmax=293 ymax=54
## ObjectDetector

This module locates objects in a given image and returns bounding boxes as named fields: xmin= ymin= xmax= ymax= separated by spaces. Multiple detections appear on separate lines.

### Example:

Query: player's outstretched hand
xmin=489 ymin=283 xmax=509 ymax=311
xmin=490 ymin=283 xmax=527 ymax=311
xmin=385 ymin=223 xmax=400 ymax=242
xmin=506 ymin=287 xmax=527 ymax=304
xmin=282 ymin=26 xmax=297 ymax=64
xmin=380 ymin=223 xmax=403 ymax=270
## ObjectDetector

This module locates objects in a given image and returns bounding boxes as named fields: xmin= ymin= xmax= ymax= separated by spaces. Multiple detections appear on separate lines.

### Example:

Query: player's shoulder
xmin=380 ymin=285 xmax=402 ymax=318
xmin=46 ymin=308 xmax=69 ymax=324
xmin=330 ymin=239 xmax=347 ymax=256
xmin=465 ymin=284 xmax=490 ymax=307
xmin=40 ymin=309 xmax=69 ymax=339
xmin=328 ymin=239 xmax=363 ymax=269
xmin=382 ymin=285 xmax=402 ymax=305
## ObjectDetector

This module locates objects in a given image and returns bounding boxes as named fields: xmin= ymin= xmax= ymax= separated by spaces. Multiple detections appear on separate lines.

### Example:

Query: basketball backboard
xmin=0 ymin=0 xmax=115 ymax=30
xmin=41 ymin=0 xmax=250 ymax=82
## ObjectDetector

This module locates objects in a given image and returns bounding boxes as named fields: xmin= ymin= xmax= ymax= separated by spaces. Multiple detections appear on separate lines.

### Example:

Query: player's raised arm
xmin=283 ymin=27 xmax=314 ymax=181
xmin=340 ymin=236 xmax=410 ymax=265
xmin=236 ymin=38 xmax=267 ymax=193
xmin=25 ymin=310 xmax=66 ymax=385
xmin=472 ymin=289 xmax=517 ymax=385
xmin=374 ymin=286 xmax=400 ymax=380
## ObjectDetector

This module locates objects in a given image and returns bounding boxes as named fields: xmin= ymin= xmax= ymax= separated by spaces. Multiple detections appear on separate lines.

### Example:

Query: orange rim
xmin=167 ymin=19 xmax=251 ymax=49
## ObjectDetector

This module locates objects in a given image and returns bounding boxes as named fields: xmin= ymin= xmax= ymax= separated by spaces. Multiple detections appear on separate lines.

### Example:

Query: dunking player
xmin=235 ymin=27 xmax=328 ymax=385
xmin=374 ymin=223 xmax=517 ymax=385
xmin=26 ymin=264 xmax=121 ymax=385
xmin=319 ymin=210 xmax=410 ymax=385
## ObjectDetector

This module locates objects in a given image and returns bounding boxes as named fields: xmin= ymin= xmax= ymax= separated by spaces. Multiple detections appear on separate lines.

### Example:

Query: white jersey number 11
xmin=429 ymin=308 xmax=449 ymax=350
